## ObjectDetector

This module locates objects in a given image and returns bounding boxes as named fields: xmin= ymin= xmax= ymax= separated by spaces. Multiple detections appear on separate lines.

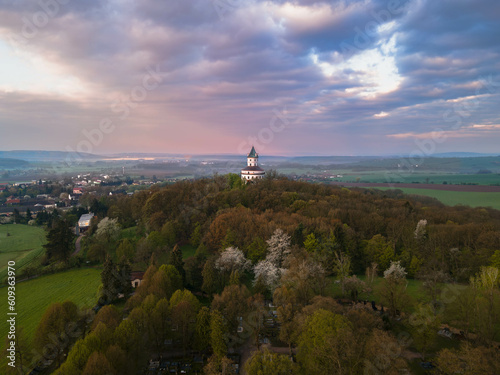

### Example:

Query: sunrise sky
xmin=0 ymin=0 xmax=499 ymax=156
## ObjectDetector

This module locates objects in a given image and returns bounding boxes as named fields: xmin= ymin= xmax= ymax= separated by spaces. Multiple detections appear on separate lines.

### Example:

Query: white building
xmin=241 ymin=146 xmax=265 ymax=182
xmin=78 ymin=213 xmax=94 ymax=232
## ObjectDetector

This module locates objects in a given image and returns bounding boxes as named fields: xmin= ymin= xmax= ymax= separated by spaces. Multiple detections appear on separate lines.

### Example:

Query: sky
xmin=0 ymin=0 xmax=499 ymax=156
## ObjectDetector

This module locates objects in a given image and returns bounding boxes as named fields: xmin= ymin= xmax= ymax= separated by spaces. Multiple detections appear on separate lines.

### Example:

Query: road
xmin=73 ymin=234 xmax=84 ymax=256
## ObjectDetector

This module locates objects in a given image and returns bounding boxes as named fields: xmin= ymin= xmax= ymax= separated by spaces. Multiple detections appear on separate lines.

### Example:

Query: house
xmin=6 ymin=198 xmax=21 ymax=205
xmin=241 ymin=146 xmax=266 ymax=182
xmin=77 ymin=213 xmax=94 ymax=232
xmin=131 ymin=271 xmax=145 ymax=288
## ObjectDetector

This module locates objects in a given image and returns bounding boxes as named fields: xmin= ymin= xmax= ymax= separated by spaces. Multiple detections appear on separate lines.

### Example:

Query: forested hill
xmin=107 ymin=175 xmax=500 ymax=281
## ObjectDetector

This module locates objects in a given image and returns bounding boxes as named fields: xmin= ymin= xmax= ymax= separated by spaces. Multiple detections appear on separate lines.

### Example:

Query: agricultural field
xmin=335 ymin=172 xmax=500 ymax=185
xmin=0 ymin=224 xmax=46 ymax=281
xmin=0 ymin=268 xmax=102 ymax=344
xmin=376 ymin=187 xmax=500 ymax=210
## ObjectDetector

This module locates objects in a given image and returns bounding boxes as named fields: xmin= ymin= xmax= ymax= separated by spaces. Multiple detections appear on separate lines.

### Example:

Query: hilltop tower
xmin=241 ymin=146 xmax=265 ymax=182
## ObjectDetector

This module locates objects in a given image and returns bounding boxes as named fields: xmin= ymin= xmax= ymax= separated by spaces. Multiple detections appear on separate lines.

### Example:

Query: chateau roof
xmin=241 ymin=165 xmax=265 ymax=172
xmin=248 ymin=146 xmax=258 ymax=158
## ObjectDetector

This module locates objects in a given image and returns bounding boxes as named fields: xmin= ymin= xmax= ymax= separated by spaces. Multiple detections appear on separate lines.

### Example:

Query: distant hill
xmin=0 ymin=150 xmax=109 ymax=162
xmin=0 ymin=158 xmax=30 ymax=168
xmin=432 ymin=152 xmax=499 ymax=158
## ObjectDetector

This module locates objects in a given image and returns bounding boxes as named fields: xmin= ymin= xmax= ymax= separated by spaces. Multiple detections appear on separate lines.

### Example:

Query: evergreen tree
xmin=100 ymin=256 xmax=119 ymax=304
xmin=171 ymin=244 xmax=186 ymax=285
xmin=118 ymin=257 xmax=133 ymax=297
xmin=13 ymin=209 xmax=22 ymax=224
xmin=43 ymin=220 xmax=74 ymax=262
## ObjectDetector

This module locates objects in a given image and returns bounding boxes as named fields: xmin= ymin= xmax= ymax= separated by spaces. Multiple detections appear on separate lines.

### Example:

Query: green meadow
xmin=0 ymin=268 xmax=102 ymax=345
xmin=0 ymin=224 xmax=46 ymax=281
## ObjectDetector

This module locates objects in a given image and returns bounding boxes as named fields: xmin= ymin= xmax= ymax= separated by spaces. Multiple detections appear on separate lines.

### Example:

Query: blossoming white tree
xmin=215 ymin=246 xmax=251 ymax=274
xmin=96 ymin=217 xmax=120 ymax=242
xmin=383 ymin=260 xmax=407 ymax=280
xmin=381 ymin=261 xmax=409 ymax=317
xmin=414 ymin=219 xmax=428 ymax=240
xmin=253 ymin=228 xmax=292 ymax=291
xmin=254 ymin=260 xmax=281 ymax=291
xmin=266 ymin=228 xmax=291 ymax=268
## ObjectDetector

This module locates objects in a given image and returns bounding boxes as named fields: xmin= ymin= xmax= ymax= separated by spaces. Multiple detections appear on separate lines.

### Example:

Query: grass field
xmin=327 ymin=275 xmax=430 ymax=306
xmin=180 ymin=244 xmax=197 ymax=259
xmin=0 ymin=268 xmax=102 ymax=345
xmin=0 ymin=224 xmax=46 ymax=281
xmin=376 ymin=187 xmax=500 ymax=210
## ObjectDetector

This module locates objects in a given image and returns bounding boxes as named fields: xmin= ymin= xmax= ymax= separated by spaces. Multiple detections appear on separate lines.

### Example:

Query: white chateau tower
xmin=241 ymin=146 xmax=265 ymax=182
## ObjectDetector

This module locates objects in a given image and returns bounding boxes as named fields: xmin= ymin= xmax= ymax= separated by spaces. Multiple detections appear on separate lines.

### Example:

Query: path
xmin=73 ymin=234 xmax=84 ymax=256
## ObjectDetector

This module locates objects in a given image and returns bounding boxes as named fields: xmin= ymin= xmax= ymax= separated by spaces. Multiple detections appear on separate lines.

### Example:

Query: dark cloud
xmin=0 ymin=0 xmax=498 ymax=154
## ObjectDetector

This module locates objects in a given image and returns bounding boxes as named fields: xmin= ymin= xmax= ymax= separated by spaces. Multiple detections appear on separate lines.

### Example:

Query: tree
xmin=161 ymin=221 xmax=177 ymax=247
xmin=410 ymin=304 xmax=441 ymax=360
xmin=344 ymin=275 xmax=366 ymax=302
xmin=170 ymin=290 xmax=201 ymax=349
xmin=148 ymin=264 xmax=182 ymax=299
xmin=281 ymin=257 xmax=327 ymax=304
xmin=202 ymin=258 xmax=220 ymax=295
xmin=418 ymin=266 xmax=450 ymax=304
xmin=304 ymin=232 xmax=319 ymax=253
xmin=297 ymin=309 xmax=354 ymax=374
xmin=13 ymin=209 xmax=22 ymax=224
xmin=105 ymin=345 xmax=129 ymax=375
xmin=246 ymin=236 xmax=267 ymax=263
xmin=253 ymin=259 xmax=281 ymax=292
xmin=25 ymin=208 xmax=32 ymax=221
xmin=95 ymin=217 xmax=120 ymax=243
xmin=60 ymin=338 xmax=92 ymax=374
xmin=212 ymin=284 xmax=251 ymax=332
xmin=245 ymin=348 xmax=296 ymax=375
xmin=247 ymin=294 xmax=266 ymax=349
xmin=116 ymin=239 xmax=135 ymax=261
xmin=365 ymin=262 xmax=378 ymax=292
xmin=210 ymin=310 xmax=228 ymax=360
xmin=215 ymin=247 xmax=251 ymax=276
xmin=82 ymin=351 xmax=114 ymax=375
xmin=190 ymin=222 xmax=202 ymax=247
xmin=378 ymin=261 xmax=411 ymax=317
xmin=273 ymin=286 xmax=299 ymax=355
xmin=114 ymin=319 xmax=141 ymax=354
xmin=332 ymin=251 xmax=351 ymax=297
xmin=99 ymin=256 xmax=120 ymax=304
xmin=364 ymin=329 xmax=409 ymax=375
xmin=266 ymin=228 xmax=291 ymax=268
xmin=117 ymin=257 xmax=133 ymax=297
xmin=470 ymin=266 xmax=500 ymax=342
xmin=91 ymin=305 xmax=121 ymax=331
xmin=364 ymin=234 xmax=394 ymax=270
xmin=204 ymin=355 xmax=237 ymax=375
xmin=195 ymin=306 xmax=212 ymax=352
xmin=414 ymin=219 xmax=428 ymax=240
xmin=171 ymin=244 xmax=186 ymax=285
xmin=43 ymin=220 xmax=74 ymax=262
xmin=34 ymin=302 xmax=77 ymax=359
xmin=436 ymin=343 xmax=500 ymax=375
xmin=149 ymin=298 xmax=170 ymax=352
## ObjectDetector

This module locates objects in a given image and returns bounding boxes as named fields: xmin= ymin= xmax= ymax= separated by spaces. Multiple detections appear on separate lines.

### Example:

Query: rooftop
xmin=248 ymin=146 xmax=258 ymax=158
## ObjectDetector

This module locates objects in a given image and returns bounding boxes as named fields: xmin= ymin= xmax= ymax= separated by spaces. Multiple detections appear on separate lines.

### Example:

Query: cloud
xmin=0 ymin=0 xmax=498 ymax=155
